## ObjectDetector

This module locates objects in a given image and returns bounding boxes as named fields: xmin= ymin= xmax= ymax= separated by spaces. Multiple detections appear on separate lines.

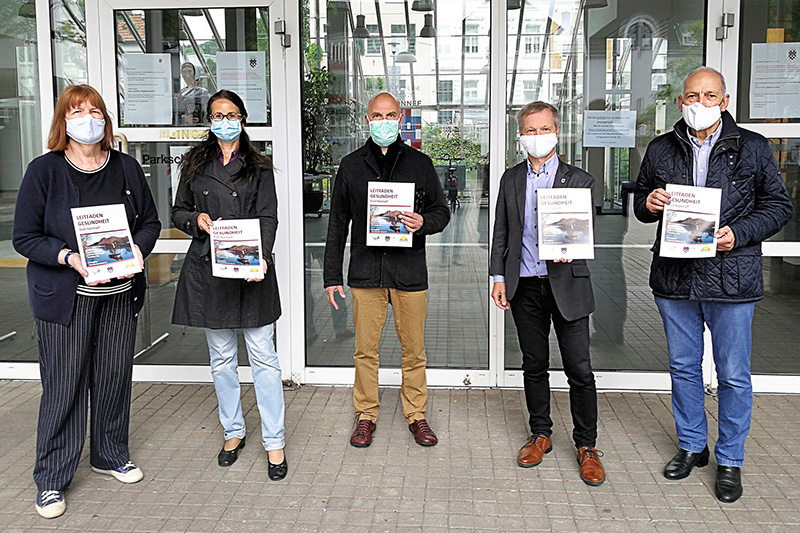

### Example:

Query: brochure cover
xmin=71 ymin=204 xmax=141 ymax=284
xmin=659 ymin=184 xmax=722 ymax=259
xmin=210 ymin=219 xmax=264 ymax=279
xmin=366 ymin=181 xmax=414 ymax=248
xmin=537 ymin=188 xmax=595 ymax=260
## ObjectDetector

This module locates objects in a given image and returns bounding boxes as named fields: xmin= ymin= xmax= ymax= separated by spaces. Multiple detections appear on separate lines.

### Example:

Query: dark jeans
xmin=509 ymin=277 xmax=597 ymax=447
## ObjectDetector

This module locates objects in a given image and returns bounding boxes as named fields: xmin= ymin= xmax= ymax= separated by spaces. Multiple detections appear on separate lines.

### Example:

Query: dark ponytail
xmin=178 ymin=90 xmax=272 ymax=185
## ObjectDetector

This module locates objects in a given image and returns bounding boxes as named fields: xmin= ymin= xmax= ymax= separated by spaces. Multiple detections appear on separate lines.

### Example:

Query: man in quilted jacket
xmin=634 ymin=67 xmax=793 ymax=503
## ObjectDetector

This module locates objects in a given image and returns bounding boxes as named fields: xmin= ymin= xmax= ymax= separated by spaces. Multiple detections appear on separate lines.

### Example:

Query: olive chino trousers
xmin=350 ymin=287 xmax=429 ymax=424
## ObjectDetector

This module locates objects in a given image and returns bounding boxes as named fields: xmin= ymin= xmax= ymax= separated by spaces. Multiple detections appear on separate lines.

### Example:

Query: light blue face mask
xmin=369 ymin=119 xmax=399 ymax=147
xmin=211 ymin=118 xmax=242 ymax=142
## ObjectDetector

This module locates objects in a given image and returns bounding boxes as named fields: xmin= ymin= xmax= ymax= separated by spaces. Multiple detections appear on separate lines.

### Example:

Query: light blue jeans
xmin=205 ymin=324 xmax=285 ymax=451
xmin=655 ymin=297 xmax=755 ymax=467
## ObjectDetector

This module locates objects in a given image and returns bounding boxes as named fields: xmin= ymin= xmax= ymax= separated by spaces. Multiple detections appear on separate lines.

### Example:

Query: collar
xmin=674 ymin=110 xmax=740 ymax=150
xmin=688 ymin=120 xmax=722 ymax=148
xmin=526 ymin=153 xmax=558 ymax=178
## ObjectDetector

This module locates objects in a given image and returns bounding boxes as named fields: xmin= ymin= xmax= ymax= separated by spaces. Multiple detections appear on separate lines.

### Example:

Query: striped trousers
xmin=33 ymin=290 xmax=137 ymax=491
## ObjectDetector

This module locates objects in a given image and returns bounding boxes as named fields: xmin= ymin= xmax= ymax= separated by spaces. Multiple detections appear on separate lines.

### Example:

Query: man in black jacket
xmin=490 ymin=101 xmax=605 ymax=486
xmin=634 ymin=67 xmax=793 ymax=503
xmin=324 ymin=92 xmax=450 ymax=448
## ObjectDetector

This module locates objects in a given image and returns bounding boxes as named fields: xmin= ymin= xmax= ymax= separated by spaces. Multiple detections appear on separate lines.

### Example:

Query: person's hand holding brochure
xmin=71 ymin=204 xmax=142 ymax=284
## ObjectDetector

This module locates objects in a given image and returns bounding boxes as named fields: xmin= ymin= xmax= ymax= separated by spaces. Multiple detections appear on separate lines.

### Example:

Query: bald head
xmin=367 ymin=92 xmax=400 ymax=122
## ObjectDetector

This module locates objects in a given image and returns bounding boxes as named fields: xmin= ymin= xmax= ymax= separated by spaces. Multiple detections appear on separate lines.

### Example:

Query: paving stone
xmin=2 ymin=381 xmax=800 ymax=531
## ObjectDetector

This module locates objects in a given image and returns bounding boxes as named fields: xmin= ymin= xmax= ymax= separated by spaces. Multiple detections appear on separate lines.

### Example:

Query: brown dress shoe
xmin=350 ymin=419 xmax=376 ymax=447
xmin=518 ymin=434 xmax=552 ymax=467
xmin=577 ymin=446 xmax=606 ymax=486
xmin=408 ymin=419 xmax=438 ymax=446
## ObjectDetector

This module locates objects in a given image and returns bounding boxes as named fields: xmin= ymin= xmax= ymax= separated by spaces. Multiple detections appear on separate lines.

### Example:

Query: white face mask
xmin=65 ymin=114 xmax=106 ymax=145
xmin=519 ymin=132 xmax=558 ymax=159
xmin=681 ymin=102 xmax=721 ymax=132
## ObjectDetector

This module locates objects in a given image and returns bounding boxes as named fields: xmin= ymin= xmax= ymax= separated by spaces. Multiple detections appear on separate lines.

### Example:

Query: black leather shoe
xmin=217 ymin=436 xmax=246 ymax=467
xmin=663 ymin=445 xmax=709 ymax=480
xmin=268 ymin=453 xmax=288 ymax=481
xmin=715 ymin=465 xmax=743 ymax=503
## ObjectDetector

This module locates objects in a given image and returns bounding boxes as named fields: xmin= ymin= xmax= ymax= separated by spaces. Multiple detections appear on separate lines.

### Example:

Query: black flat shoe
xmin=664 ymin=445 xmax=709 ymax=480
xmin=715 ymin=465 xmax=743 ymax=503
xmin=268 ymin=453 xmax=288 ymax=481
xmin=217 ymin=436 xmax=246 ymax=467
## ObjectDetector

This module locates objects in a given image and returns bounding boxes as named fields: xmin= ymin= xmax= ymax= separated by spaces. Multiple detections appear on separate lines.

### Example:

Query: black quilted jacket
xmin=633 ymin=112 xmax=793 ymax=302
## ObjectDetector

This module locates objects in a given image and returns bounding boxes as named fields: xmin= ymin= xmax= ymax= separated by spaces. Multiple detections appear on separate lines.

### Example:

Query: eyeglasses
xmin=209 ymin=112 xmax=243 ymax=122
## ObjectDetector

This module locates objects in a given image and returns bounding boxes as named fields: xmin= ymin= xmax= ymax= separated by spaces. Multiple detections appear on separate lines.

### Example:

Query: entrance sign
xmin=216 ymin=51 xmax=269 ymax=123
xmin=659 ymin=184 xmax=721 ymax=259
xmin=750 ymin=43 xmax=800 ymax=119
xmin=583 ymin=111 xmax=637 ymax=148
xmin=537 ymin=188 xmax=595 ymax=260
xmin=122 ymin=53 xmax=173 ymax=125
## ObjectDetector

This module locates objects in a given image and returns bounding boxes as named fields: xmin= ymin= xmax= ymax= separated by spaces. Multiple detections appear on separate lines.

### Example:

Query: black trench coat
xmin=171 ymin=157 xmax=281 ymax=329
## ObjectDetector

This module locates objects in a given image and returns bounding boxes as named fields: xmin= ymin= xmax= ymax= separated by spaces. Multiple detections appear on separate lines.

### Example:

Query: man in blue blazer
xmin=490 ymin=101 xmax=604 ymax=486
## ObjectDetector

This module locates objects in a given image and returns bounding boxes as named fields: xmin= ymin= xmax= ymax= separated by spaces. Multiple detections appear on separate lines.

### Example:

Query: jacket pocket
xmin=721 ymin=255 xmax=762 ymax=297
xmin=33 ymin=284 xmax=55 ymax=297
xmin=571 ymin=262 xmax=591 ymax=277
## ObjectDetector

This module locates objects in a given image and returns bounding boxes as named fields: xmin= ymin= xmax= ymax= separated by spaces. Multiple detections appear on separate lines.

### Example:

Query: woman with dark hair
xmin=12 ymin=84 xmax=161 ymax=519
xmin=171 ymin=90 xmax=286 ymax=480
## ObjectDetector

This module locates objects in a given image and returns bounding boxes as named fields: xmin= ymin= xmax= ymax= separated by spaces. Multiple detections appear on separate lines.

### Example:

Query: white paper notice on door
xmin=750 ymin=43 xmax=800 ymax=119
xmin=537 ymin=188 xmax=595 ymax=260
xmin=71 ymin=204 xmax=141 ymax=284
xmin=216 ymin=51 xmax=269 ymax=123
xmin=210 ymin=219 xmax=264 ymax=280
xmin=582 ymin=110 xmax=637 ymax=148
xmin=366 ymin=182 xmax=414 ymax=248
xmin=122 ymin=53 xmax=173 ymax=125
xmin=659 ymin=184 xmax=721 ymax=259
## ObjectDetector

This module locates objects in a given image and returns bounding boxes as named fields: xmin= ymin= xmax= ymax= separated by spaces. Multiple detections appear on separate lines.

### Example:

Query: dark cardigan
xmin=12 ymin=150 xmax=161 ymax=325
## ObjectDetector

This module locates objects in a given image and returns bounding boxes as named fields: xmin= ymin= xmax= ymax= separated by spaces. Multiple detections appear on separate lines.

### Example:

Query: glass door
xmin=87 ymin=0 xmax=298 ymax=382
xmin=299 ymin=0 xmax=493 ymax=387
xmin=715 ymin=0 xmax=800 ymax=392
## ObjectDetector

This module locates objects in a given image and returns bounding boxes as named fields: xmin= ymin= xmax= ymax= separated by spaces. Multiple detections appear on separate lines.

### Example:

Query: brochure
xmin=366 ymin=181 xmax=414 ymax=248
xmin=660 ymin=184 xmax=722 ymax=259
xmin=537 ymin=188 xmax=595 ymax=260
xmin=210 ymin=219 xmax=264 ymax=279
xmin=71 ymin=204 xmax=141 ymax=284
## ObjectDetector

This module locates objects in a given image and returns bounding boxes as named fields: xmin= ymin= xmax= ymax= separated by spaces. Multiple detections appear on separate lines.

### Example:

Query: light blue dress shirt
xmin=494 ymin=155 xmax=559 ymax=283
xmin=688 ymin=123 xmax=721 ymax=188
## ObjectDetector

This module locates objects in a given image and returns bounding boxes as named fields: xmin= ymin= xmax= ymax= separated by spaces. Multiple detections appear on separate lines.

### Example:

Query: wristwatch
xmin=64 ymin=250 xmax=77 ymax=269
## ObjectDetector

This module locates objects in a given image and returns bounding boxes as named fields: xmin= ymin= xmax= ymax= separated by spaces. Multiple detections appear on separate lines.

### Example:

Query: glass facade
xmin=0 ymin=0 xmax=798 ymax=388
xmin=301 ymin=0 xmax=490 ymax=370
xmin=0 ymin=0 xmax=42 ymax=358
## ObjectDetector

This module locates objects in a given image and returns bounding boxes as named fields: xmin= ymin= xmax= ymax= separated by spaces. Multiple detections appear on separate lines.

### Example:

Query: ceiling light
xmin=419 ymin=14 xmax=436 ymax=38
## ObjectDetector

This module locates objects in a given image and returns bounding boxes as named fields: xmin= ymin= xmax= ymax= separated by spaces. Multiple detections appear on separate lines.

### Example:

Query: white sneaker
xmin=92 ymin=461 xmax=144 ymax=483
xmin=35 ymin=490 xmax=66 ymax=519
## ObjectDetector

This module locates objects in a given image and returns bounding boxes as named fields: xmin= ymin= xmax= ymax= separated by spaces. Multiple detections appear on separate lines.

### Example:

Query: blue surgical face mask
xmin=369 ymin=119 xmax=399 ymax=147
xmin=211 ymin=118 xmax=242 ymax=142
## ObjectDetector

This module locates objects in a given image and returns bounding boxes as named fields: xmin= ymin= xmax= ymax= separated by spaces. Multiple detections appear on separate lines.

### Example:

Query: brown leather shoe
xmin=349 ymin=419 xmax=376 ymax=447
xmin=577 ymin=446 xmax=606 ymax=486
xmin=408 ymin=419 xmax=438 ymax=446
xmin=518 ymin=434 xmax=552 ymax=467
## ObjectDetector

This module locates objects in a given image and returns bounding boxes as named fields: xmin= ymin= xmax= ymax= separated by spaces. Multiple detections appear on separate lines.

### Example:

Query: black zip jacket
xmin=633 ymin=111 xmax=793 ymax=302
xmin=324 ymin=137 xmax=450 ymax=291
